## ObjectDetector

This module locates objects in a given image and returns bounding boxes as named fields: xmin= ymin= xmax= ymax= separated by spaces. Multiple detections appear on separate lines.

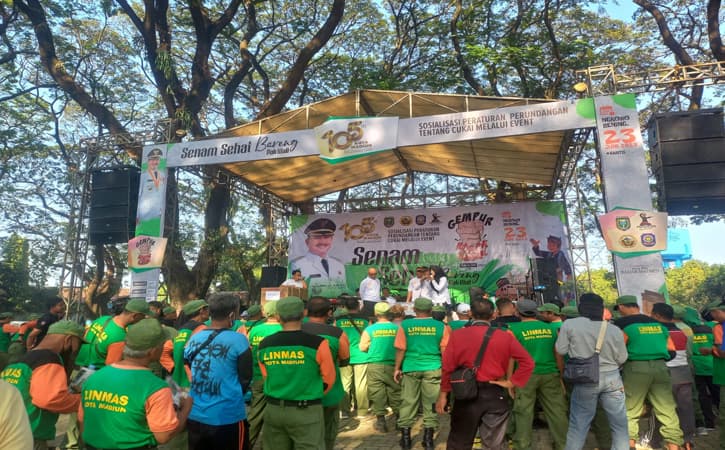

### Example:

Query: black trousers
xmin=446 ymin=382 xmax=510 ymax=450
xmin=695 ymin=374 xmax=720 ymax=428
xmin=187 ymin=419 xmax=250 ymax=450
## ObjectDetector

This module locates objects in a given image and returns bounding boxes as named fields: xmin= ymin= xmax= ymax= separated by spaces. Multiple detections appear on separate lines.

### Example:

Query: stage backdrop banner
xmin=128 ymin=236 xmax=167 ymax=271
xmin=315 ymin=117 xmax=399 ymax=163
xmin=287 ymin=202 xmax=571 ymax=301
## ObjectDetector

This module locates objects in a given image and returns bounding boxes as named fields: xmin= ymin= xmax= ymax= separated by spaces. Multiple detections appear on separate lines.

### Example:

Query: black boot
xmin=374 ymin=415 xmax=388 ymax=433
xmin=399 ymin=427 xmax=412 ymax=449
xmin=422 ymin=427 xmax=435 ymax=450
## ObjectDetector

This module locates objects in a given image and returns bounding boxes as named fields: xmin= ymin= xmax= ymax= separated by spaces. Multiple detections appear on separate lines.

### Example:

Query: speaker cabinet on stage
xmin=89 ymin=166 xmax=140 ymax=245
xmin=532 ymin=258 xmax=560 ymax=303
xmin=648 ymin=108 xmax=725 ymax=215
xmin=260 ymin=266 xmax=287 ymax=288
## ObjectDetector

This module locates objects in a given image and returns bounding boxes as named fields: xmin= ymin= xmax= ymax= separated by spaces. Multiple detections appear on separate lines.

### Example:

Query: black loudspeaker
xmin=649 ymin=109 xmax=725 ymax=215
xmin=260 ymin=266 xmax=287 ymax=288
xmin=89 ymin=166 xmax=140 ymax=245
xmin=533 ymin=258 xmax=560 ymax=303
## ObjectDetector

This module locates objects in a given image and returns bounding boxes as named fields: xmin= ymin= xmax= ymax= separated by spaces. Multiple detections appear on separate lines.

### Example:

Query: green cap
xmin=561 ymin=305 xmax=579 ymax=318
xmin=615 ymin=295 xmax=638 ymax=305
xmin=263 ymin=301 xmax=277 ymax=317
xmin=432 ymin=305 xmax=446 ymax=313
xmin=414 ymin=297 xmax=433 ymax=312
xmin=333 ymin=307 xmax=349 ymax=318
xmin=47 ymin=320 xmax=88 ymax=343
xmin=682 ymin=306 xmax=702 ymax=326
xmin=374 ymin=302 xmax=390 ymax=315
xmin=246 ymin=305 xmax=262 ymax=316
xmin=162 ymin=306 xmax=176 ymax=316
xmin=276 ymin=296 xmax=304 ymax=320
xmin=126 ymin=318 xmax=170 ymax=351
xmin=125 ymin=299 xmax=152 ymax=315
xmin=182 ymin=299 xmax=208 ymax=316
xmin=538 ymin=303 xmax=560 ymax=314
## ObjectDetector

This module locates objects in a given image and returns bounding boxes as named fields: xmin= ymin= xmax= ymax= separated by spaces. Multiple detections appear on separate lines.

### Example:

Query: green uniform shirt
xmin=75 ymin=316 xmax=127 ymax=368
xmin=712 ymin=322 xmax=725 ymax=385
xmin=397 ymin=317 xmax=446 ymax=372
xmin=248 ymin=322 xmax=282 ymax=381
xmin=0 ymin=350 xmax=65 ymax=440
xmin=170 ymin=320 xmax=204 ymax=387
xmin=448 ymin=320 xmax=468 ymax=331
xmin=362 ymin=321 xmax=398 ymax=365
xmin=302 ymin=321 xmax=346 ymax=407
xmin=259 ymin=330 xmax=328 ymax=401
xmin=614 ymin=314 xmax=672 ymax=361
xmin=82 ymin=365 xmax=169 ymax=449
xmin=335 ymin=314 xmax=369 ymax=364
xmin=0 ymin=330 xmax=10 ymax=352
xmin=691 ymin=323 xmax=714 ymax=376
xmin=509 ymin=320 xmax=559 ymax=375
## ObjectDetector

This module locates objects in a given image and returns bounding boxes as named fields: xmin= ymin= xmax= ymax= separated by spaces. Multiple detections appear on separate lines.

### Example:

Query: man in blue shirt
xmin=185 ymin=293 xmax=253 ymax=450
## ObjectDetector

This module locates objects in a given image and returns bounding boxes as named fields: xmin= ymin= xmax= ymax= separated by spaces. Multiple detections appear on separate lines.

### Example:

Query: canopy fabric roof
xmin=215 ymin=89 xmax=569 ymax=204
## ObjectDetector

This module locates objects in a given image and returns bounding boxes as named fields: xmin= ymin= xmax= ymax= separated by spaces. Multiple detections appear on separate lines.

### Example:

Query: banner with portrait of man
xmin=287 ymin=201 xmax=570 ymax=301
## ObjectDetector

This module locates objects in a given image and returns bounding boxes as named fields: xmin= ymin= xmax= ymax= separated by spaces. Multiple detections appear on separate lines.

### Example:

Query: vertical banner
xmin=594 ymin=94 xmax=666 ymax=302
xmin=130 ymin=145 xmax=170 ymax=301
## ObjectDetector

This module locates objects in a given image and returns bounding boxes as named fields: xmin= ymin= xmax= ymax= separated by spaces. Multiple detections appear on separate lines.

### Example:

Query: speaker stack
xmin=531 ymin=258 xmax=560 ymax=303
xmin=89 ymin=166 xmax=140 ymax=245
xmin=648 ymin=108 xmax=725 ymax=215
xmin=259 ymin=266 xmax=287 ymax=288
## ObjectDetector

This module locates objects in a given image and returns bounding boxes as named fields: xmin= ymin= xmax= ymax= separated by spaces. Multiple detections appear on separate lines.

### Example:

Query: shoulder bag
xmin=563 ymin=320 xmax=608 ymax=384
xmin=449 ymin=325 xmax=496 ymax=400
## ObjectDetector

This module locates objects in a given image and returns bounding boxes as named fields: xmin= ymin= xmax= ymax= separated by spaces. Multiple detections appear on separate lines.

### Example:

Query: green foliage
xmin=578 ymin=268 xmax=618 ymax=305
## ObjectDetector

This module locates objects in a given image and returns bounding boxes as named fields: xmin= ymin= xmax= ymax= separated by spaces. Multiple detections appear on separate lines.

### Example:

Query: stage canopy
xmin=211 ymin=89 xmax=572 ymax=204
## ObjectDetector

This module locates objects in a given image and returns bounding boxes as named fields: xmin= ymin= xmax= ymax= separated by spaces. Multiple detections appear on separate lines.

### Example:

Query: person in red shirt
xmin=436 ymin=297 xmax=534 ymax=450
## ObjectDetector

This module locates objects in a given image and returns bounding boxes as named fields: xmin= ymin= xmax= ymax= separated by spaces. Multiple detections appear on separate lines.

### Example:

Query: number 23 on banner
xmin=504 ymin=226 xmax=527 ymax=241
xmin=603 ymin=128 xmax=637 ymax=147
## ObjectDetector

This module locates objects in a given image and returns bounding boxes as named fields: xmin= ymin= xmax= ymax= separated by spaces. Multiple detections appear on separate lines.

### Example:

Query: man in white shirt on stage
xmin=281 ymin=269 xmax=307 ymax=289
xmin=406 ymin=266 xmax=430 ymax=303
xmin=359 ymin=267 xmax=381 ymax=317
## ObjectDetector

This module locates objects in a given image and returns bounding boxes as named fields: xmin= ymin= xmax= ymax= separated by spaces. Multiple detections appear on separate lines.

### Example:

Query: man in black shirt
xmin=25 ymin=296 xmax=66 ymax=349
xmin=490 ymin=297 xmax=521 ymax=328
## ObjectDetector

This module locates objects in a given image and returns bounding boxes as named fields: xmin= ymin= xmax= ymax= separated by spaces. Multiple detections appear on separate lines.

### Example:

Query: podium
xmin=260 ymin=286 xmax=308 ymax=307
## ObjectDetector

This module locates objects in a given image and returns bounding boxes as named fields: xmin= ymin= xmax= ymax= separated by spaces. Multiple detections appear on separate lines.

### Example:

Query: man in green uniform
xmin=67 ymin=298 xmax=150 ymax=449
xmin=303 ymin=296 xmax=350 ymax=450
xmin=449 ymin=303 xmax=471 ymax=330
xmin=244 ymin=305 xmax=264 ymax=329
xmin=258 ymin=296 xmax=336 ymax=450
xmin=360 ymin=302 xmax=400 ymax=432
xmin=1 ymin=320 xmax=86 ymax=449
xmin=707 ymin=299 xmax=725 ymax=449
xmin=0 ymin=311 xmax=13 ymax=370
xmin=509 ymin=299 xmax=568 ymax=450
xmin=688 ymin=309 xmax=718 ymax=431
xmin=537 ymin=303 xmax=563 ymax=332
xmin=394 ymin=297 xmax=449 ymax=450
xmin=335 ymin=295 xmax=370 ymax=417
xmin=168 ymin=299 xmax=208 ymax=388
xmin=247 ymin=300 xmax=282 ymax=448
xmin=79 ymin=319 xmax=192 ymax=449
xmin=613 ymin=295 xmax=683 ymax=450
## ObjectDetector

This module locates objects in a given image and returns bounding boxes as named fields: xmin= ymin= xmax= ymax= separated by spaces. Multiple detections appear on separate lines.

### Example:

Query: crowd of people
xmin=1 ymin=278 xmax=725 ymax=450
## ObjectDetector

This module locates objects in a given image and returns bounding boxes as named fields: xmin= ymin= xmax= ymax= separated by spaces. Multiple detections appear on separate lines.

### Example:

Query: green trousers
xmin=340 ymin=363 xmax=368 ymax=415
xmin=322 ymin=405 xmax=340 ymax=450
xmin=397 ymin=369 xmax=441 ymax=429
xmin=622 ymin=360 xmax=683 ymax=446
xmin=512 ymin=372 xmax=568 ymax=450
xmin=367 ymin=363 xmax=401 ymax=416
xmin=247 ymin=378 xmax=266 ymax=448
xmin=262 ymin=403 xmax=324 ymax=450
